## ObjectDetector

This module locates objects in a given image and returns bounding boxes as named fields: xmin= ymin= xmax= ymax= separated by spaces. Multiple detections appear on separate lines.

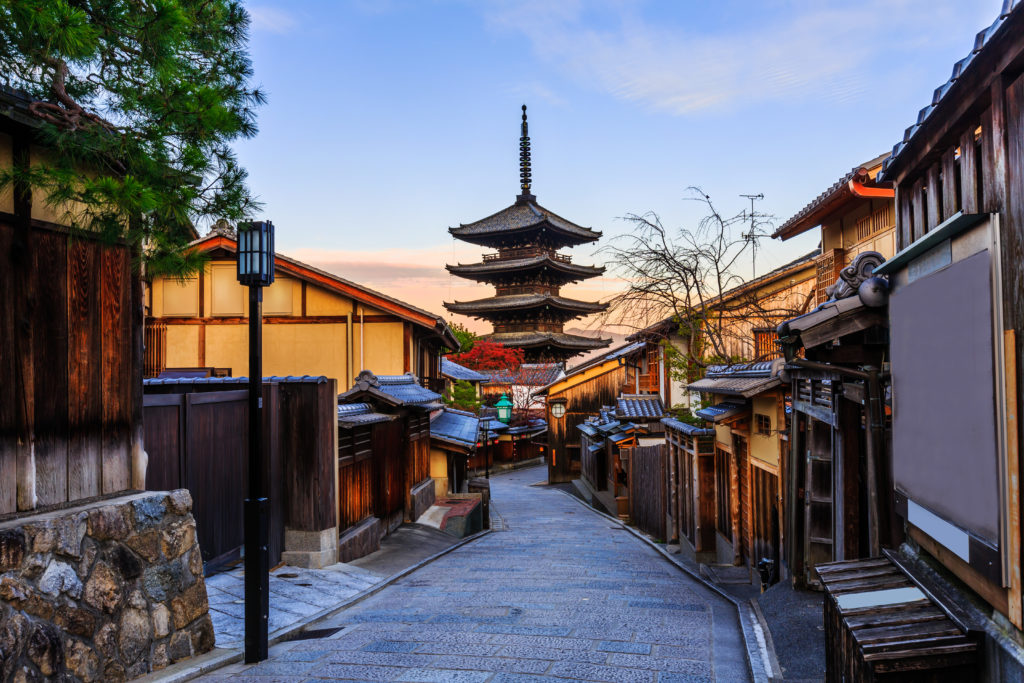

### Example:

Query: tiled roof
xmin=773 ymin=153 xmax=890 ymax=239
xmin=484 ymin=331 xmax=612 ymax=351
xmin=144 ymin=375 xmax=328 ymax=386
xmin=449 ymin=199 xmax=601 ymax=247
xmin=478 ymin=416 xmax=509 ymax=434
xmin=661 ymin=417 xmax=714 ymax=437
xmin=880 ymin=2 xmax=1024 ymax=179
xmin=337 ymin=403 xmax=393 ymax=427
xmin=484 ymin=363 xmax=564 ymax=387
xmin=339 ymin=371 xmax=443 ymax=410
xmin=687 ymin=361 xmax=784 ymax=399
xmin=615 ymin=394 xmax=666 ymax=420
xmin=506 ymin=418 xmax=548 ymax=437
xmin=430 ymin=409 xmax=480 ymax=449
xmin=446 ymin=255 xmax=604 ymax=281
xmin=445 ymin=294 xmax=608 ymax=315
xmin=441 ymin=358 xmax=489 ymax=383
xmin=695 ymin=402 xmax=748 ymax=423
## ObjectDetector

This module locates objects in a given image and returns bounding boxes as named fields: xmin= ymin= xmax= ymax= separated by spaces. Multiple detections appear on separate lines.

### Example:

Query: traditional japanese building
xmin=444 ymin=106 xmax=611 ymax=363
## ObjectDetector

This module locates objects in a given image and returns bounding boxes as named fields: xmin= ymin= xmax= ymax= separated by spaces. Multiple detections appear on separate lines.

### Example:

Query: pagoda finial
xmin=518 ymin=104 xmax=535 ymax=202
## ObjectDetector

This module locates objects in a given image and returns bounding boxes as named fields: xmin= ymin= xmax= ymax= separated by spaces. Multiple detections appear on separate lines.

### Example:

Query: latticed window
xmin=814 ymin=249 xmax=844 ymax=305
xmin=755 ymin=413 xmax=771 ymax=435
xmin=753 ymin=328 xmax=781 ymax=360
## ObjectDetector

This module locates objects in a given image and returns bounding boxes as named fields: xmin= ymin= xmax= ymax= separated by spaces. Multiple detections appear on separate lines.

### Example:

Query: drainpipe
xmin=346 ymin=312 xmax=354 ymax=387
xmin=359 ymin=305 xmax=364 ymax=371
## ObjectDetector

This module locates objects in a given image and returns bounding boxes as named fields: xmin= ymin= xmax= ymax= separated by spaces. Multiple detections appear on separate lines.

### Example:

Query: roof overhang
xmin=687 ymin=376 xmax=782 ymax=399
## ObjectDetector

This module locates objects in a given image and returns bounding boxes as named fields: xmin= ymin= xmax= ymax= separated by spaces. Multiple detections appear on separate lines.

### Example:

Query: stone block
xmin=338 ymin=516 xmax=382 ymax=563
xmin=124 ymin=529 xmax=162 ymax=563
xmin=84 ymin=562 xmax=121 ymax=614
xmin=103 ymin=660 xmax=126 ymax=682
xmin=95 ymin=622 xmax=118 ymax=660
xmin=65 ymin=639 xmax=100 ymax=682
xmin=118 ymin=607 xmax=152 ymax=664
xmin=132 ymin=495 xmax=166 ymax=530
xmin=26 ymin=622 xmax=62 ymax=677
xmin=37 ymin=560 xmax=83 ymax=599
xmin=108 ymin=544 xmax=144 ymax=581
xmin=27 ymin=521 xmax=58 ymax=554
xmin=21 ymin=553 xmax=47 ymax=580
xmin=161 ymin=519 xmax=195 ymax=560
xmin=166 ymin=489 xmax=193 ymax=516
xmin=189 ymin=614 xmax=215 ymax=654
xmin=55 ymin=512 xmax=87 ymax=559
xmin=55 ymin=606 xmax=96 ymax=639
xmin=285 ymin=527 xmax=337 ymax=553
xmin=142 ymin=561 xmax=183 ymax=602
xmin=87 ymin=505 xmax=130 ymax=541
xmin=167 ymin=630 xmax=192 ymax=662
xmin=281 ymin=547 xmax=337 ymax=569
xmin=170 ymin=581 xmax=208 ymax=630
xmin=410 ymin=478 xmax=436 ymax=522
xmin=152 ymin=643 xmax=169 ymax=671
xmin=151 ymin=603 xmax=171 ymax=639
xmin=0 ymin=529 xmax=25 ymax=571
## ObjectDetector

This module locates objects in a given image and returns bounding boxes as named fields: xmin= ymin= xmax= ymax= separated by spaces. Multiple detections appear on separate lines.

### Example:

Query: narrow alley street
xmin=204 ymin=466 xmax=752 ymax=683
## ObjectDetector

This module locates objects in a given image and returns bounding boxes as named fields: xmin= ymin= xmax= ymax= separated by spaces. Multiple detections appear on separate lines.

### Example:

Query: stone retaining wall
xmin=0 ymin=490 xmax=214 ymax=681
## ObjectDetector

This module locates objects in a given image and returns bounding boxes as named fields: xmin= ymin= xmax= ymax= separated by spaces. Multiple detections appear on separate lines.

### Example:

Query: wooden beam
xmin=925 ymin=163 xmax=941 ymax=233
xmin=1004 ymin=330 xmax=1021 ymax=629
xmin=959 ymin=127 xmax=980 ymax=214
xmin=982 ymin=80 xmax=1009 ymax=214
xmin=941 ymin=148 xmax=958 ymax=220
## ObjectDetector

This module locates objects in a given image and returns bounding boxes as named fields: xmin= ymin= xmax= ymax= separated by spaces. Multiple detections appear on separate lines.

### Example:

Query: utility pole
xmin=740 ymin=193 xmax=766 ymax=279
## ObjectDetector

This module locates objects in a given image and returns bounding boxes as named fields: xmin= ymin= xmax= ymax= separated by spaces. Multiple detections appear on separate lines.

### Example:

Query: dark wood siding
xmin=0 ymin=219 xmax=141 ymax=514
xmin=627 ymin=444 xmax=667 ymax=541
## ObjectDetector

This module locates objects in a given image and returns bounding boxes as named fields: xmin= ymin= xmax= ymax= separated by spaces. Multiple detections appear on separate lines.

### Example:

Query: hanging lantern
xmin=236 ymin=221 xmax=275 ymax=287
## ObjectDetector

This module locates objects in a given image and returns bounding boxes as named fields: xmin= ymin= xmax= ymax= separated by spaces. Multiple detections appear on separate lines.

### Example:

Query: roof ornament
xmin=827 ymin=251 xmax=885 ymax=301
xmin=518 ymin=104 xmax=535 ymax=203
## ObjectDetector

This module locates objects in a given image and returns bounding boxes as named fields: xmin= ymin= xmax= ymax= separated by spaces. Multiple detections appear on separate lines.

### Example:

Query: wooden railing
xmin=483 ymin=247 xmax=571 ymax=263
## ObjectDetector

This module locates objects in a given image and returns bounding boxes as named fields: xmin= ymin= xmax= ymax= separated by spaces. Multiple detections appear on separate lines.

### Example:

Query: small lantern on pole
xmin=496 ymin=393 xmax=513 ymax=424
xmin=236 ymin=220 xmax=274 ymax=664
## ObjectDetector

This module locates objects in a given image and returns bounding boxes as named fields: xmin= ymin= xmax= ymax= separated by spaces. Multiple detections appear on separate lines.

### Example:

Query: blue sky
xmin=235 ymin=0 xmax=1003 ymax=331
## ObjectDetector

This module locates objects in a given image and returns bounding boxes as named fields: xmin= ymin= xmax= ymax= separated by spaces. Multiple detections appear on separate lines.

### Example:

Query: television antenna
xmin=740 ymin=193 xmax=768 ymax=278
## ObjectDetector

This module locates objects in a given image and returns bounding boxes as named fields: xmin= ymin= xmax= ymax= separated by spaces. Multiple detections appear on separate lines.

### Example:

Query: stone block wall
xmin=0 ymin=490 xmax=214 ymax=681
xmin=410 ymin=479 xmax=436 ymax=524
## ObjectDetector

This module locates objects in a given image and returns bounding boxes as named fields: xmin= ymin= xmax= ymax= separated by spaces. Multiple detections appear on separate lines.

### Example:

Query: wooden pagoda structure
xmin=445 ymin=106 xmax=611 ymax=363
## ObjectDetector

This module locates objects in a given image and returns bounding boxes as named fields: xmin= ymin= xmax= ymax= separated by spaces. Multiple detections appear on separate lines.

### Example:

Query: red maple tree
xmin=448 ymin=341 xmax=524 ymax=372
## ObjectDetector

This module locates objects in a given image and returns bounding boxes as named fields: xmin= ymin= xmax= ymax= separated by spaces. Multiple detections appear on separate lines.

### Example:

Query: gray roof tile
xmin=430 ymin=409 xmax=480 ymax=449
xmin=615 ymin=394 xmax=666 ymax=420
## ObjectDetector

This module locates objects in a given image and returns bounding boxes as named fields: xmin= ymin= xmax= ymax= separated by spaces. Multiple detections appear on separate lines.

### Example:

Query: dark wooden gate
xmin=143 ymin=387 xmax=283 ymax=570
xmin=627 ymin=444 xmax=667 ymax=541
xmin=750 ymin=465 xmax=780 ymax=573
xmin=373 ymin=419 xmax=405 ymax=528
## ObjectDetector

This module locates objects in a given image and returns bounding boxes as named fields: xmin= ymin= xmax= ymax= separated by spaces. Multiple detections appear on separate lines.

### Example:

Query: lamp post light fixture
xmin=496 ymin=393 xmax=513 ymax=424
xmin=236 ymin=220 xmax=274 ymax=664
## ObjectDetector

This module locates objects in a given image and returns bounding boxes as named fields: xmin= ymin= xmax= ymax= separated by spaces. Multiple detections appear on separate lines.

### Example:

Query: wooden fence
xmin=0 ymin=219 xmax=142 ymax=514
xmin=627 ymin=444 xmax=667 ymax=541
xmin=143 ymin=376 xmax=336 ymax=571
xmin=581 ymin=438 xmax=607 ymax=492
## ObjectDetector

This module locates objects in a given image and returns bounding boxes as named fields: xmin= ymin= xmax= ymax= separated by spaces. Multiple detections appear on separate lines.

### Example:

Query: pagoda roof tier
xmin=444 ymin=293 xmax=608 ymax=318
xmin=445 ymin=254 xmax=605 ymax=284
xmin=449 ymin=197 xmax=601 ymax=248
xmin=483 ymin=331 xmax=612 ymax=352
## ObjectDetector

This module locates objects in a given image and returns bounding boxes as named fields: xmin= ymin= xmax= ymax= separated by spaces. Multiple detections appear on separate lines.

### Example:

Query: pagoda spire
xmin=518 ymin=104 xmax=535 ymax=203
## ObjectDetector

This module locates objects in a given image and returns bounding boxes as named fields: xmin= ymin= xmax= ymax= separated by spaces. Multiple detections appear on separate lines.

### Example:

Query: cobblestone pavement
xmin=202 ymin=466 xmax=752 ymax=682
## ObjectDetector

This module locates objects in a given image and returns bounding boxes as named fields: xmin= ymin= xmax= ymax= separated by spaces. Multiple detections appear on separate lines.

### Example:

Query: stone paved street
xmin=202 ymin=466 xmax=752 ymax=682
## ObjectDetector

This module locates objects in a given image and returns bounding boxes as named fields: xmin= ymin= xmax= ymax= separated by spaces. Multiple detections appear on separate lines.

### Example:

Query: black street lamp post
xmin=236 ymin=220 xmax=274 ymax=664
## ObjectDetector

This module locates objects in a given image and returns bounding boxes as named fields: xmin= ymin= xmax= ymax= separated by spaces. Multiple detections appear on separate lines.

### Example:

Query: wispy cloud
xmin=247 ymin=5 xmax=299 ymax=35
xmin=480 ymin=0 xmax=979 ymax=114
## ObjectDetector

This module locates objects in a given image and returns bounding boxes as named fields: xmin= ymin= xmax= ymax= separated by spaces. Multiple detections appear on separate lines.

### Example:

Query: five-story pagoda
xmin=444 ymin=106 xmax=611 ymax=363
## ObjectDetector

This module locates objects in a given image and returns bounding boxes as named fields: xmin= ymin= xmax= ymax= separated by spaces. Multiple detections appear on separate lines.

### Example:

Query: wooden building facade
xmin=536 ymin=342 xmax=646 ymax=483
xmin=686 ymin=362 xmax=787 ymax=578
xmin=145 ymin=226 xmax=457 ymax=392
xmin=866 ymin=6 xmax=1024 ymax=673
xmin=0 ymin=88 xmax=144 ymax=515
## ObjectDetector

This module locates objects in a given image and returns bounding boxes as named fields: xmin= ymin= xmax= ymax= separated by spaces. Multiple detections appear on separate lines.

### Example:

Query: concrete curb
xmin=551 ymin=487 xmax=773 ymax=683
xmin=147 ymin=526 xmax=493 ymax=682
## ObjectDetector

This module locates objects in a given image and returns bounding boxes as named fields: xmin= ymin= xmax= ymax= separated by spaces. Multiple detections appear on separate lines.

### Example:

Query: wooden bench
xmin=817 ymin=556 xmax=978 ymax=682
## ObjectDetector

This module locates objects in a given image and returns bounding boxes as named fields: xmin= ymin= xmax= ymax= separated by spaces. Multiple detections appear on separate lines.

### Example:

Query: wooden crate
xmin=817 ymin=557 xmax=978 ymax=682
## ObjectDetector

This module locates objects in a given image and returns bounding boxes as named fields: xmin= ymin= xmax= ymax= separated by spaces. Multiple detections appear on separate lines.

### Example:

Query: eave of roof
xmin=444 ymin=294 xmax=608 ymax=315
xmin=189 ymin=233 xmax=458 ymax=348
xmin=879 ymin=3 xmax=1024 ymax=182
xmin=445 ymin=256 xmax=605 ymax=281
xmin=484 ymin=331 xmax=613 ymax=351
xmin=688 ymin=375 xmax=782 ymax=399
xmin=448 ymin=198 xmax=601 ymax=246
xmin=773 ymin=153 xmax=892 ymax=240
xmin=440 ymin=358 xmax=490 ymax=383
xmin=661 ymin=417 xmax=714 ymax=437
